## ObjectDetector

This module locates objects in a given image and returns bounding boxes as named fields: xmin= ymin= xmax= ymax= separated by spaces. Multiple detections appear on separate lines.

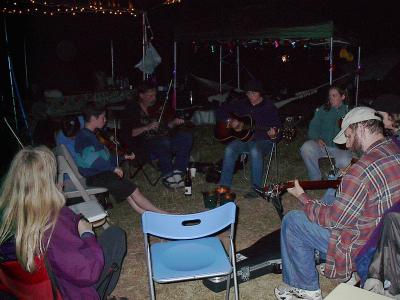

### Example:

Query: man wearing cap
xmin=275 ymin=106 xmax=400 ymax=300
xmin=215 ymin=79 xmax=281 ymax=197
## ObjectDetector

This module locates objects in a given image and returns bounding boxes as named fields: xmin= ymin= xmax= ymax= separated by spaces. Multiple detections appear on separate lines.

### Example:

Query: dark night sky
xmin=1 ymin=0 xmax=399 ymax=95
xmin=0 ymin=0 xmax=399 ymax=173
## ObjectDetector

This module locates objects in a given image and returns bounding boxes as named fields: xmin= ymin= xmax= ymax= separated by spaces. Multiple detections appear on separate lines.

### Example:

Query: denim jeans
xmin=281 ymin=210 xmax=330 ymax=291
xmin=218 ymin=139 xmax=273 ymax=188
xmin=144 ymin=131 xmax=193 ymax=177
xmin=300 ymin=140 xmax=352 ymax=180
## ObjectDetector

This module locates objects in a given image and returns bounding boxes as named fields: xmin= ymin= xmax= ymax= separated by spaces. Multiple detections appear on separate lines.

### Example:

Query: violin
xmin=147 ymin=100 xmax=176 ymax=124
xmin=147 ymin=100 xmax=195 ymax=129
xmin=95 ymin=128 xmax=130 ymax=156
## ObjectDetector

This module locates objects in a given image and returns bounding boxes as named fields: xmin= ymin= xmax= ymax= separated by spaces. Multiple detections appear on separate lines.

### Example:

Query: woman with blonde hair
xmin=0 ymin=146 xmax=126 ymax=299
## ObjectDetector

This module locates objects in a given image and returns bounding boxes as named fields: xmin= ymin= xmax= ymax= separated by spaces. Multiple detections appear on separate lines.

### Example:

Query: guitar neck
xmin=284 ymin=179 xmax=341 ymax=190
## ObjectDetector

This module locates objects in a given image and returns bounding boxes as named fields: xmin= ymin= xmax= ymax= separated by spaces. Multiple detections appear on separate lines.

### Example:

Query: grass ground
xmin=99 ymin=125 xmax=340 ymax=300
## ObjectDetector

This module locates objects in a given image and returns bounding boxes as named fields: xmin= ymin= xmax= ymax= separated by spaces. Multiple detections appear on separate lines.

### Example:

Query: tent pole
xmin=219 ymin=44 xmax=222 ymax=94
xmin=173 ymin=41 xmax=177 ymax=110
xmin=23 ymin=36 xmax=29 ymax=90
xmin=111 ymin=39 xmax=115 ymax=83
xmin=355 ymin=46 xmax=361 ymax=107
xmin=142 ymin=11 xmax=147 ymax=81
xmin=236 ymin=45 xmax=240 ymax=89
xmin=329 ymin=37 xmax=333 ymax=85
xmin=4 ymin=17 xmax=18 ymax=128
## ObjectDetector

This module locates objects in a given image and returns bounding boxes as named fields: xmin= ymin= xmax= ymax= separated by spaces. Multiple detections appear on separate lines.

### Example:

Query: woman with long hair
xmin=0 ymin=146 xmax=126 ymax=299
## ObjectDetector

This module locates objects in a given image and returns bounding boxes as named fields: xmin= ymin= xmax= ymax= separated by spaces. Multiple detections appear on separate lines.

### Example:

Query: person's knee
xmin=224 ymin=144 xmax=237 ymax=157
xmin=103 ymin=226 xmax=127 ymax=250
xmin=282 ymin=210 xmax=306 ymax=231
xmin=249 ymin=146 xmax=263 ymax=159
xmin=300 ymin=140 xmax=318 ymax=158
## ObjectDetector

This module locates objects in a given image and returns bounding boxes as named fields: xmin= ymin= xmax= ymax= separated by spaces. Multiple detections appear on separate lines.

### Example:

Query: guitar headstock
xmin=262 ymin=183 xmax=287 ymax=199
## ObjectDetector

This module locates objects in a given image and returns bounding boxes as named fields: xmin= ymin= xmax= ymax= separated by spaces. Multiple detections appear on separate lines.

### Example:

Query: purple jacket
xmin=46 ymin=207 xmax=104 ymax=300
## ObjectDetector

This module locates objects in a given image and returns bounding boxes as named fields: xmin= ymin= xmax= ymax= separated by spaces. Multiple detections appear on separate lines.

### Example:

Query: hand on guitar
xmin=226 ymin=118 xmax=243 ymax=132
xmin=286 ymin=179 xmax=306 ymax=200
xmin=267 ymin=127 xmax=279 ymax=140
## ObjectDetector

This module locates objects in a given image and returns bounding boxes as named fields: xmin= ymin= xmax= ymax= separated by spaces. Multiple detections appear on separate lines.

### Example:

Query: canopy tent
xmin=172 ymin=21 xmax=360 ymax=109
xmin=175 ymin=21 xmax=336 ymax=42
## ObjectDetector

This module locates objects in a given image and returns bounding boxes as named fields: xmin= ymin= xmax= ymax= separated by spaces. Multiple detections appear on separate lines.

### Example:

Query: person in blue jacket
xmin=75 ymin=102 xmax=167 ymax=215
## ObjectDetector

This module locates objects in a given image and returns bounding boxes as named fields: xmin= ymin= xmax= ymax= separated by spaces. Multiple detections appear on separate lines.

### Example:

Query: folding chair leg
xmin=141 ymin=168 xmax=162 ymax=186
xmin=129 ymin=162 xmax=162 ymax=186
xmin=262 ymin=143 xmax=278 ymax=188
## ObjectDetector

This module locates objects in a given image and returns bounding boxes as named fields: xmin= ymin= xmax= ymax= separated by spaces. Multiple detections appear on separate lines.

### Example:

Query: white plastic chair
xmin=54 ymin=144 xmax=108 ymax=201
xmin=142 ymin=202 xmax=239 ymax=300
xmin=53 ymin=144 xmax=109 ymax=227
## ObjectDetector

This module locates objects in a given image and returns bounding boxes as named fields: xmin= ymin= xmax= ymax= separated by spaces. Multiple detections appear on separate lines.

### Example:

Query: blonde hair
xmin=0 ymin=146 xmax=65 ymax=272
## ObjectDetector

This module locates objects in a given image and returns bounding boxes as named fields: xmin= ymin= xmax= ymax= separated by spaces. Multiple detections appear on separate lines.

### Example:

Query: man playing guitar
xmin=215 ymin=79 xmax=281 ymax=198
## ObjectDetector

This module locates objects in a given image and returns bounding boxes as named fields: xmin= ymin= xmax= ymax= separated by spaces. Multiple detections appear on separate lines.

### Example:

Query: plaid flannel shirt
xmin=299 ymin=138 xmax=400 ymax=280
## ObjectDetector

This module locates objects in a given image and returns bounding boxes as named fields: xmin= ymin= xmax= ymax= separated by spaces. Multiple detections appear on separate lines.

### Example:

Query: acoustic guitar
xmin=214 ymin=114 xmax=275 ymax=143
xmin=256 ymin=179 xmax=342 ymax=199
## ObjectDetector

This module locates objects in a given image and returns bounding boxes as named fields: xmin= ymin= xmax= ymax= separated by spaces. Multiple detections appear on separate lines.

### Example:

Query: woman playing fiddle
xmin=119 ymin=81 xmax=193 ymax=189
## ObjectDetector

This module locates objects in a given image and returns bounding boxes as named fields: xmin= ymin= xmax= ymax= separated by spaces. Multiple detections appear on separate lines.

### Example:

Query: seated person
xmin=377 ymin=111 xmax=399 ymax=148
xmin=0 ymin=146 xmax=127 ymax=299
xmin=275 ymin=107 xmax=400 ymax=300
xmin=75 ymin=101 xmax=167 ymax=214
xmin=55 ymin=114 xmax=84 ymax=161
xmin=119 ymin=81 xmax=193 ymax=189
xmin=300 ymin=86 xmax=353 ymax=180
xmin=215 ymin=79 xmax=281 ymax=198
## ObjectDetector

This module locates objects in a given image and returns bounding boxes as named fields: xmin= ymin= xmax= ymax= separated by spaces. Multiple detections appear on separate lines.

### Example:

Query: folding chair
xmin=53 ymin=145 xmax=109 ymax=227
xmin=129 ymin=153 xmax=162 ymax=186
xmin=142 ymin=202 xmax=239 ymax=300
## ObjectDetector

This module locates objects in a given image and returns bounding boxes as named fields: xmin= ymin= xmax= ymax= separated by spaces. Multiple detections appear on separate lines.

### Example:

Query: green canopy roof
xmin=175 ymin=21 xmax=334 ymax=42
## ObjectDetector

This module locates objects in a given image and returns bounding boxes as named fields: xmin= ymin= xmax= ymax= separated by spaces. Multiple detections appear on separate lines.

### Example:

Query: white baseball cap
xmin=333 ymin=106 xmax=382 ymax=144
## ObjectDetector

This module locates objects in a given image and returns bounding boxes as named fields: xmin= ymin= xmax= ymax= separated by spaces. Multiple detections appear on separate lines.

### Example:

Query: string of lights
xmin=0 ymin=0 xmax=181 ymax=16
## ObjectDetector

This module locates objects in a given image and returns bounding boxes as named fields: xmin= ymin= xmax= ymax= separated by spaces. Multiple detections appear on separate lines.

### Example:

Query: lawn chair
xmin=142 ymin=202 xmax=239 ymax=300
xmin=53 ymin=144 xmax=109 ymax=227
xmin=128 ymin=152 xmax=162 ymax=186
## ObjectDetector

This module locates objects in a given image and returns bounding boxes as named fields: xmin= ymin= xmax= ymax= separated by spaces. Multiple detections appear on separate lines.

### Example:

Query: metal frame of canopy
xmin=173 ymin=22 xmax=361 ymax=108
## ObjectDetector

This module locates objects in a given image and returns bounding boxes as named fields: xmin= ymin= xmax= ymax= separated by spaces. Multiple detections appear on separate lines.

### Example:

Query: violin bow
xmin=113 ymin=120 xmax=119 ymax=166
xmin=3 ymin=117 xmax=24 ymax=149
xmin=157 ymin=78 xmax=174 ymax=123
